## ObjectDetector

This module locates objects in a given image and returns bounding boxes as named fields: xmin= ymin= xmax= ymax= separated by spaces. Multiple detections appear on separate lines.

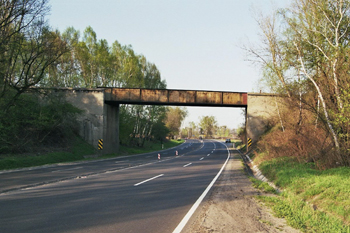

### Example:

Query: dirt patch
xmin=183 ymin=152 xmax=300 ymax=233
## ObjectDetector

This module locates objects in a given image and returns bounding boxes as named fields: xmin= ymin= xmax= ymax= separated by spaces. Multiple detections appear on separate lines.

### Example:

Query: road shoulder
xmin=182 ymin=152 xmax=300 ymax=233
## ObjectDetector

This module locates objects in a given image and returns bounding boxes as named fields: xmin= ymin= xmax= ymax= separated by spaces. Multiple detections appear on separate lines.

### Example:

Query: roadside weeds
xmin=241 ymin=151 xmax=350 ymax=233
xmin=255 ymin=156 xmax=350 ymax=233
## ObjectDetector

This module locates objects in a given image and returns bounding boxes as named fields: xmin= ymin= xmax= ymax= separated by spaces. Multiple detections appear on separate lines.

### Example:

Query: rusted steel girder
xmin=104 ymin=88 xmax=247 ymax=107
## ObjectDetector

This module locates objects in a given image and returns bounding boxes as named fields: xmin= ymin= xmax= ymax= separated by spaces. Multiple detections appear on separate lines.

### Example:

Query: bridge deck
xmin=104 ymin=88 xmax=247 ymax=107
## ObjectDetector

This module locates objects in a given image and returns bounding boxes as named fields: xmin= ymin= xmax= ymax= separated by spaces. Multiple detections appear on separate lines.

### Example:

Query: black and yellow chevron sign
xmin=247 ymin=138 xmax=252 ymax=148
xmin=98 ymin=139 xmax=103 ymax=150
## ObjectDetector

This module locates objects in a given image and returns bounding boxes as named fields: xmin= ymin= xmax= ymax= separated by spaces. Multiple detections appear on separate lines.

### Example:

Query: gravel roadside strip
xmin=182 ymin=151 xmax=300 ymax=233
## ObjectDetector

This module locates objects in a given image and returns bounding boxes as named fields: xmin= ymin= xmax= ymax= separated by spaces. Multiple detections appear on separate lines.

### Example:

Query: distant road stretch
xmin=0 ymin=139 xmax=230 ymax=233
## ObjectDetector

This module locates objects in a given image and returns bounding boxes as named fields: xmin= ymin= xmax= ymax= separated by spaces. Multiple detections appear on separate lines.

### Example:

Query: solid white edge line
xmin=173 ymin=142 xmax=230 ymax=233
xmin=134 ymin=174 xmax=164 ymax=186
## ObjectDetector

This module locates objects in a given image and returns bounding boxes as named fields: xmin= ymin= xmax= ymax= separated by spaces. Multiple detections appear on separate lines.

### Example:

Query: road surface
xmin=0 ymin=139 xmax=229 ymax=233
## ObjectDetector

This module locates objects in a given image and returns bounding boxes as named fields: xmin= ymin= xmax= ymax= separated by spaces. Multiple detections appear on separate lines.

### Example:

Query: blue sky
xmin=48 ymin=0 xmax=290 ymax=129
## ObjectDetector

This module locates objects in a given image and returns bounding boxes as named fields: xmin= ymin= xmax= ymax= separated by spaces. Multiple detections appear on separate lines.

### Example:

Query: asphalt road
xmin=0 ymin=139 xmax=230 ymax=233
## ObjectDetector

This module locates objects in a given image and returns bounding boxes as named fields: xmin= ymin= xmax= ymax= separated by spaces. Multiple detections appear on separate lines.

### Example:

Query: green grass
xmin=257 ymin=195 xmax=349 ymax=232
xmin=249 ymin=177 xmax=278 ymax=194
xmin=256 ymin=156 xmax=350 ymax=232
xmin=0 ymin=137 xmax=96 ymax=170
xmin=0 ymin=138 xmax=185 ymax=171
xmin=233 ymin=140 xmax=244 ymax=149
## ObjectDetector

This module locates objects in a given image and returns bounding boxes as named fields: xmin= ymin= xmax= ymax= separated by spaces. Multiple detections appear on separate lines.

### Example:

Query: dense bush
xmin=0 ymin=93 xmax=82 ymax=154
xmin=256 ymin=100 xmax=339 ymax=169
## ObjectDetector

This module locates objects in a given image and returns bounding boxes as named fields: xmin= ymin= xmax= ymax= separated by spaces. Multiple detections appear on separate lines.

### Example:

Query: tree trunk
xmin=295 ymin=43 xmax=341 ymax=161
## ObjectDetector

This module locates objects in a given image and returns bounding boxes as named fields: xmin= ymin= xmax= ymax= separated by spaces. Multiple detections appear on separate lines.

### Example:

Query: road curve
xmin=0 ymin=139 xmax=230 ymax=233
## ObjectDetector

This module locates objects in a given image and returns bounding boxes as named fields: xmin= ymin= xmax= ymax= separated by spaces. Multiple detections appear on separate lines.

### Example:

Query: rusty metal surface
xmin=169 ymin=90 xmax=196 ymax=104
xmin=223 ymin=92 xmax=247 ymax=105
xmin=196 ymin=91 xmax=222 ymax=104
xmin=105 ymin=88 xmax=247 ymax=107
xmin=111 ymin=88 xmax=140 ymax=101
xmin=141 ymin=89 xmax=168 ymax=103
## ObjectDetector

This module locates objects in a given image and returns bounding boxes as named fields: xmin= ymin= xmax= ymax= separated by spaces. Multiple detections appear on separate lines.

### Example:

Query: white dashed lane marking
xmin=134 ymin=174 xmax=164 ymax=186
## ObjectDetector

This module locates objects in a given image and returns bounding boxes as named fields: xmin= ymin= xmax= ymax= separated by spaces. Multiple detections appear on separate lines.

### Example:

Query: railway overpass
xmin=53 ymin=88 xmax=281 ymax=153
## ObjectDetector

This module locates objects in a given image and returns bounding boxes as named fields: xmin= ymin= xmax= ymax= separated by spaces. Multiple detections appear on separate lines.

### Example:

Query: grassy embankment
xmin=0 ymin=137 xmax=184 ymax=171
xmin=249 ymin=155 xmax=350 ymax=232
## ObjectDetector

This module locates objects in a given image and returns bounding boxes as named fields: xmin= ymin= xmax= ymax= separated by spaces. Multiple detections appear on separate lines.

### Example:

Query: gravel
xmin=182 ymin=152 xmax=301 ymax=233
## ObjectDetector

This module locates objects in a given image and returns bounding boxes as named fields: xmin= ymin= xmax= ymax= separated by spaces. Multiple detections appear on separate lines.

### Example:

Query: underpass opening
xmin=103 ymin=88 xmax=248 ymax=154
xmin=182 ymin=106 xmax=246 ymax=139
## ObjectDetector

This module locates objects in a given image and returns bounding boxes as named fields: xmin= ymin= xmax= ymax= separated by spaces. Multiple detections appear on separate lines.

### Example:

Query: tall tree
xmin=165 ymin=107 xmax=188 ymax=138
xmin=42 ymin=27 xmax=81 ymax=87
xmin=199 ymin=116 xmax=217 ymax=138
xmin=248 ymin=0 xmax=350 ymax=165
xmin=0 ymin=0 xmax=67 ymax=111
xmin=96 ymin=39 xmax=113 ymax=86
xmin=244 ymin=10 xmax=292 ymax=97
xmin=188 ymin=121 xmax=198 ymax=138
xmin=282 ymin=0 xmax=350 ymax=160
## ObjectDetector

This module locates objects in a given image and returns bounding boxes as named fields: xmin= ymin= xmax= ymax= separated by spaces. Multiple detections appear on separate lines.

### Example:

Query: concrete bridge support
xmin=54 ymin=88 xmax=121 ymax=154
xmin=103 ymin=103 xmax=120 ymax=154
xmin=58 ymin=88 xmax=105 ymax=149
xmin=246 ymin=93 xmax=285 ymax=143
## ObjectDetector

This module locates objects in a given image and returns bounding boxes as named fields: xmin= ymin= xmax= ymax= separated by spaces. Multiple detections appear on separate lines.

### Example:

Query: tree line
xmin=0 ymin=0 xmax=186 ymax=153
xmin=246 ymin=0 xmax=350 ymax=167
xmin=181 ymin=116 xmax=236 ymax=139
